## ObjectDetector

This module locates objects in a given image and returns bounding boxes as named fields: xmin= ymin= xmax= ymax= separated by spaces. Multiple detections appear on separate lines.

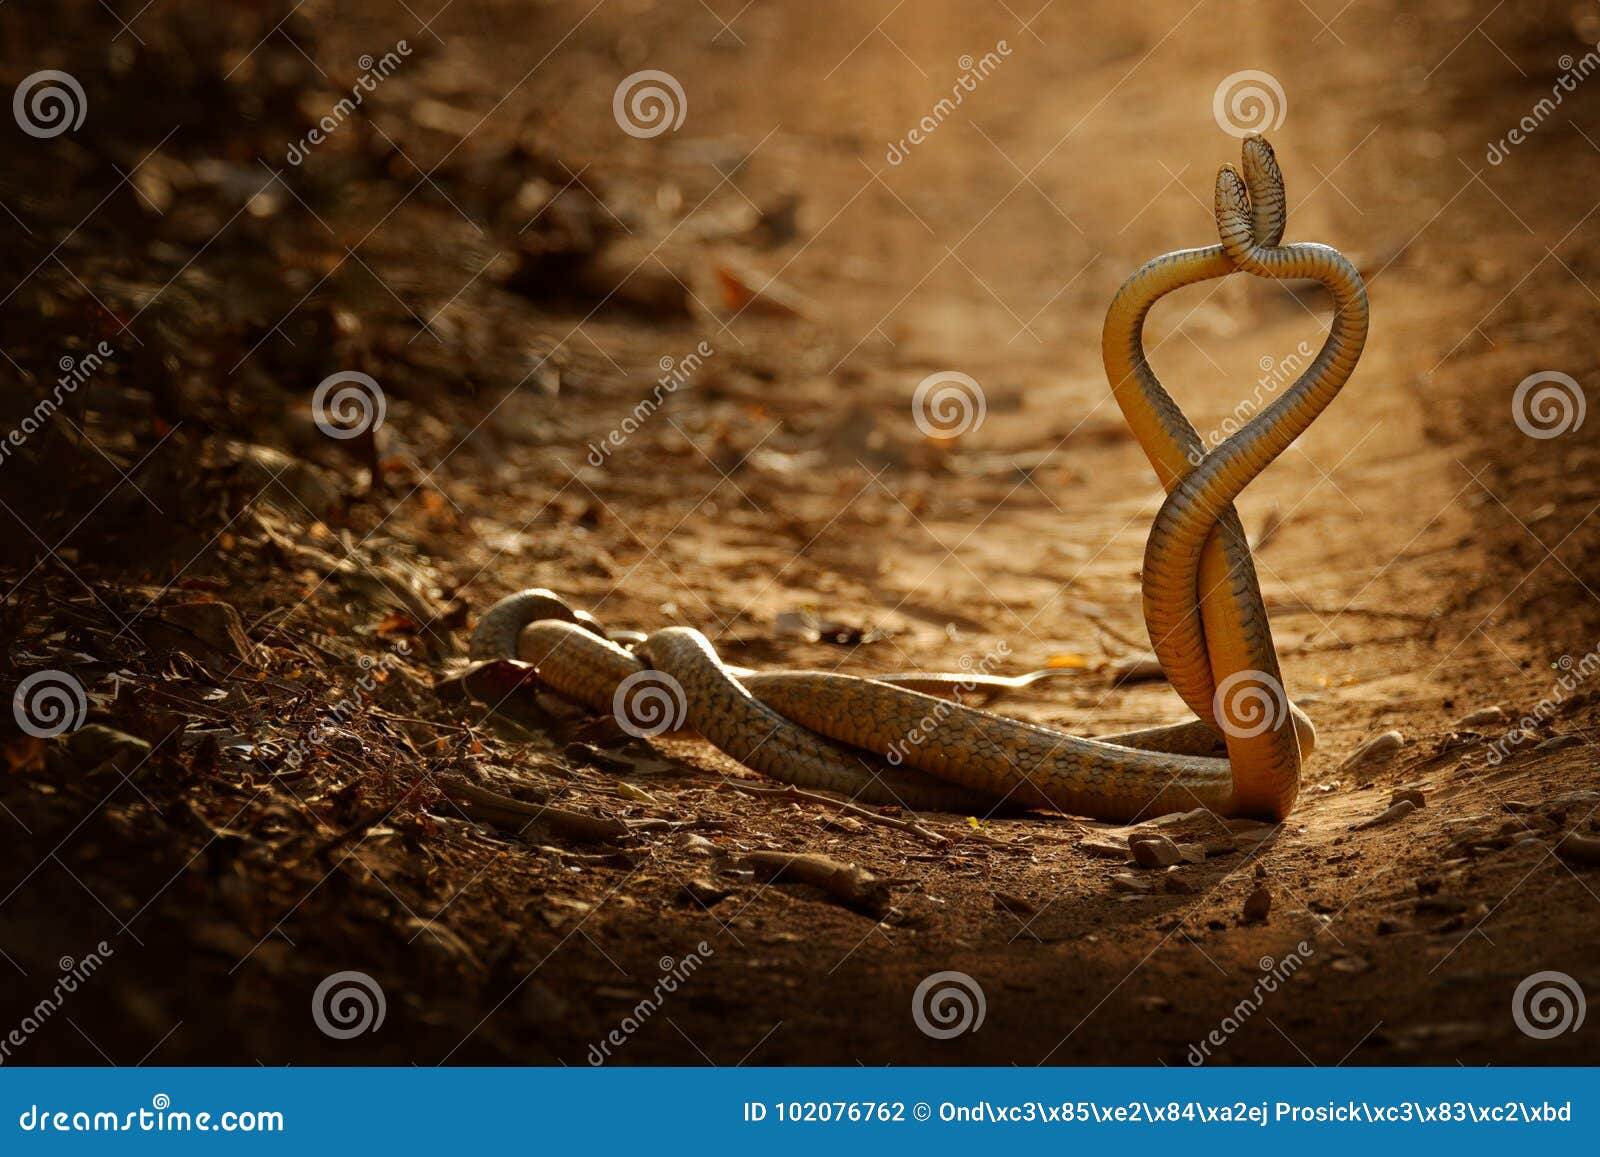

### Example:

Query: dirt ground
xmin=3 ymin=0 xmax=1600 ymax=1066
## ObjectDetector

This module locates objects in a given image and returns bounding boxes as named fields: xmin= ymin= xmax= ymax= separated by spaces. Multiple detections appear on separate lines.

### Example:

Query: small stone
xmin=1163 ymin=872 xmax=1194 ymax=895
xmin=1178 ymin=845 xmax=1207 ymax=864
xmin=679 ymin=877 xmax=732 ymax=907
xmin=1390 ymin=788 xmax=1427 ymax=809
xmin=1242 ymin=886 xmax=1272 ymax=923
xmin=1130 ymin=834 xmax=1183 ymax=868
xmin=1453 ymin=706 xmax=1505 ymax=728
xmin=1135 ymin=994 xmax=1172 ymax=1012
xmin=1376 ymin=919 xmax=1405 ymax=935
xmin=1111 ymin=872 xmax=1154 ymax=894
xmin=1330 ymin=955 xmax=1371 ymax=973
xmin=679 ymin=833 xmax=717 ymax=856
xmin=1080 ymin=836 xmax=1133 ymax=860
xmin=1338 ymin=730 xmax=1405 ymax=773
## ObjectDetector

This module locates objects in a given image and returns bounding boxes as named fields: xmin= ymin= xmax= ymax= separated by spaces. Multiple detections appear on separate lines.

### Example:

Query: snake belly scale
xmin=468 ymin=134 xmax=1367 ymax=824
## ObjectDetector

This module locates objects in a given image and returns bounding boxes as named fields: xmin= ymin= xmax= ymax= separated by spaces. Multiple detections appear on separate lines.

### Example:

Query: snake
xmin=466 ymin=134 xmax=1368 ymax=823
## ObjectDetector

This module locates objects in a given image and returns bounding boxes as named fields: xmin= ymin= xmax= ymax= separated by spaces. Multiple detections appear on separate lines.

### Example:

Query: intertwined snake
xmin=467 ymin=134 xmax=1368 ymax=823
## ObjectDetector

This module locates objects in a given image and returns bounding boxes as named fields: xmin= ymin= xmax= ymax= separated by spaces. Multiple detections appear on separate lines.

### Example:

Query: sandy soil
xmin=2 ymin=0 xmax=1599 ymax=1066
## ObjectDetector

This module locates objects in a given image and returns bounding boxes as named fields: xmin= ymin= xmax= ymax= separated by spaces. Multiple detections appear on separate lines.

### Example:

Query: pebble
xmin=679 ymin=877 xmax=733 ymax=907
xmin=1080 ymin=836 xmax=1133 ymax=860
xmin=1390 ymin=788 xmax=1427 ymax=809
xmin=1338 ymin=730 xmax=1405 ymax=773
xmin=1163 ymin=872 xmax=1194 ymax=895
xmin=1111 ymin=872 xmax=1154 ymax=894
xmin=1242 ymin=886 xmax=1273 ymax=923
xmin=1452 ymin=706 xmax=1506 ymax=729
xmin=1352 ymin=799 xmax=1417 ymax=831
xmin=679 ymin=833 xmax=718 ymax=856
xmin=1130 ymin=834 xmax=1184 ymax=868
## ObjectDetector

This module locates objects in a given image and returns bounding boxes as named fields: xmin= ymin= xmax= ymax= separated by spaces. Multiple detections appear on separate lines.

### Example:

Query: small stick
xmin=718 ymin=781 xmax=950 ymax=846
xmin=435 ymin=775 xmax=628 ymax=842
xmin=741 ymin=851 xmax=892 ymax=917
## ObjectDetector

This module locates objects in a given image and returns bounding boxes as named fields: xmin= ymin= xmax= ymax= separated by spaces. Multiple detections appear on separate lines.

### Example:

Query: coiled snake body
xmin=469 ymin=135 xmax=1368 ymax=824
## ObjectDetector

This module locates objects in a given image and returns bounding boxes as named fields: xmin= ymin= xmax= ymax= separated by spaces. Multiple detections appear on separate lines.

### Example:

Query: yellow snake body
xmin=469 ymin=136 xmax=1367 ymax=824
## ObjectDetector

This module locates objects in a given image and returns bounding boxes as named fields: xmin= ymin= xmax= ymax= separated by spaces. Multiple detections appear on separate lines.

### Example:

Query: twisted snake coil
xmin=468 ymin=135 xmax=1368 ymax=824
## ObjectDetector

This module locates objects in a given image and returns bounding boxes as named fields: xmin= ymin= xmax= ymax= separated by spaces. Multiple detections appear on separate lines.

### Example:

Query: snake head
xmin=1214 ymin=163 xmax=1255 ymax=262
xmin=1240 ymin=134 xmax=1286 ymax=246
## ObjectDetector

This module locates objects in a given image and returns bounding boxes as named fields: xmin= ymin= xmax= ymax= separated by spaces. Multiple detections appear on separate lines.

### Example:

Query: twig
xmin=435 ymin=774 xmax=628 ymax=843
xmin=1079 ymin=609 xmax=1147 ymax=653
xmin=741 ymin=851 xmax=891 ymax=917
xmin=718 ymin=781 xmax=950 ymax=846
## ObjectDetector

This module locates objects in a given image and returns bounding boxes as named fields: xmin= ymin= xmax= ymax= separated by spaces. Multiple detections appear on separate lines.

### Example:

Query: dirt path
xmin=2 ymin=0 xmax=1599 ymax=1065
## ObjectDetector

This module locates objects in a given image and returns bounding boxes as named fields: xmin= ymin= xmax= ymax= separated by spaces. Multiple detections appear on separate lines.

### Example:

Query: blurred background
xmin=2 ymin=0 xmax=1598 ymax=1066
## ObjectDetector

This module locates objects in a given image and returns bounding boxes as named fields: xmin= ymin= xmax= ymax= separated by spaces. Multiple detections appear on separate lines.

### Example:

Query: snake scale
xmin=468 ymin=134 xmax=1368 ymax=824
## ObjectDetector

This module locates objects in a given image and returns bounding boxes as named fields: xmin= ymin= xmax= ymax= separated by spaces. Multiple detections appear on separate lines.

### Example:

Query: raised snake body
xmin=468 ymin=135 xmax=1368 ymax=824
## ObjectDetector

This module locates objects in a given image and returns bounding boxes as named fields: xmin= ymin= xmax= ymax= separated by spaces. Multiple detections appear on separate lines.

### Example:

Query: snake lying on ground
xmin=468 ymin=134 xmax=1369 ymax=823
